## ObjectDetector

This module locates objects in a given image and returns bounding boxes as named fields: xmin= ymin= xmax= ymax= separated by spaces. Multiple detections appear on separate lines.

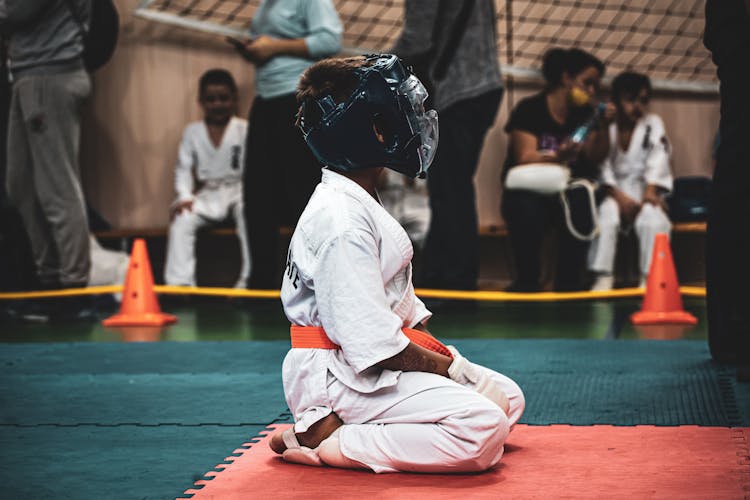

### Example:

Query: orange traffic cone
xmin=631 ymin=233 xmax=697 ymax=325
xmin=103 ymin=238 xmax=177 ymax=327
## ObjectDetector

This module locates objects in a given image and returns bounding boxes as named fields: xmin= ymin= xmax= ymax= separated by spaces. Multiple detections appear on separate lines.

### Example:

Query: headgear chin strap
xmin=299 ymin=54 xmax=439 ymax=179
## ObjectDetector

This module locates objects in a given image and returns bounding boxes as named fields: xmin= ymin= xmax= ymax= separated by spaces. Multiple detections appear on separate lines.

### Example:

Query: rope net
xmin=135 ymin=0 xmax=716 ymax=93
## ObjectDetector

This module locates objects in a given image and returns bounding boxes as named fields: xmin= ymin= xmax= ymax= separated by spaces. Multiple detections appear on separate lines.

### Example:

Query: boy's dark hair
xmin=297 ymin=56 xmax=373 ymax=105
xmin=541 ymin=47 xmax=605 ymax=88
xmin=199 ymin=69 xmax=237 ymax=97
xmin=611 ymin=71 xmax=652 ymax=101
xmin=296 ymin=56 xmax=380 ymax=130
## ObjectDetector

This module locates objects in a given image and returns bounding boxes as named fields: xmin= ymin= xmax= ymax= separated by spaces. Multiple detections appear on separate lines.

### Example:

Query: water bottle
xmin=570 ymin=102 xmax=607 ymax=144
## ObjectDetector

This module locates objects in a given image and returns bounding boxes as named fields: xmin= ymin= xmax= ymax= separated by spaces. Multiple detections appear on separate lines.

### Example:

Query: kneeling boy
xmin=271 ymin=55 xmax=525 ymax=473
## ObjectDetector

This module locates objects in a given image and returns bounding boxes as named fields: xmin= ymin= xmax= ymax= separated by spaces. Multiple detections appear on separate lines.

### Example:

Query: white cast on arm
xmin=447 ymin=346 xmax=510 ymax=414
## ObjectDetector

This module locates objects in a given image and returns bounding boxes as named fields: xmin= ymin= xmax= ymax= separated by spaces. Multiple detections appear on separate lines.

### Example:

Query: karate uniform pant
xmin=319 ymin=364 xmax=524 ymax=473
xmin=88 ymin=235 xmax=129 ymax=302
xmin=588 ymin=197 xmax=671 ymax=276
xmin=164 ymin=184 xmax=250 ymax=287
xmin=88 ymin=235 xmax=129 ymax=287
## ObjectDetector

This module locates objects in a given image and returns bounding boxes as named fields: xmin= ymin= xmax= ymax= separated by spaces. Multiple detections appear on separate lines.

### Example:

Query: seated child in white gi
xmin=269 ymin=55 xmax=525 ymax=473
xmin=588 ymin=72 xmax=673 ymax=290
xmin=378 ymin=168 xmax=430 ymax=249
xmin=164 ymin=69 xmax=251 ymax=288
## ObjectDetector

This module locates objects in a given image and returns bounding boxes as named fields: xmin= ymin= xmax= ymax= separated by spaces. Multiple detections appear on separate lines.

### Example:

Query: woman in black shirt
xmin=502 ymin=48 xmax=612 ymax=292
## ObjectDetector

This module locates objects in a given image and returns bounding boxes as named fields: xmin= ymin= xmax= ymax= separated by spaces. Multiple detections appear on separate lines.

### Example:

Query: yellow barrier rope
xmin=0 ymin=285 xmax=706 ymax=301
xmin=0 ymin=286 xmax=124 ymax=299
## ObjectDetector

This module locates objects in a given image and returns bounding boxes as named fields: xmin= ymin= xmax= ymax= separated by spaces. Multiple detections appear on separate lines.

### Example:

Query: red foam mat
xmin=181 ymin=424 xmax=750 ymax=499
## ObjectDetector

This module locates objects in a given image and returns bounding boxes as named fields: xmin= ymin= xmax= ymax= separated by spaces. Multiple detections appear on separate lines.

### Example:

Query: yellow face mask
xmin=569 ymin=86 xmax=590 ymax=106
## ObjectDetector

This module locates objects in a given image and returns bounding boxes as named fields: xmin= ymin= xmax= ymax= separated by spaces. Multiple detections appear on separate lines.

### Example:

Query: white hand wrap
xmin=447 ymin=346 xmax=510 ymax=414
xmin=447 ymin=345 xmax=472 ymax=384
xmin=278 ymin=428 xmax=323 ymax=467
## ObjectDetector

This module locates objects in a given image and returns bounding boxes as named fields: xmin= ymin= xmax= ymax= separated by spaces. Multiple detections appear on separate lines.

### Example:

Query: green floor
xmin=0 ymin=296 xmax=708 ymax=343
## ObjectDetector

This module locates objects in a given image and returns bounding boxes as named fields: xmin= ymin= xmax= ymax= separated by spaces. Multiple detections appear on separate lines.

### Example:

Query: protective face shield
xmin=299 ymin=54 xmax=439 ymax=178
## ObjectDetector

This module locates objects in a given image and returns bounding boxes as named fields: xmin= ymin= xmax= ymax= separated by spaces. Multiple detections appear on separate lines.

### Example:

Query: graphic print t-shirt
xmin=502 ymin=91 xmax=594 ymax=181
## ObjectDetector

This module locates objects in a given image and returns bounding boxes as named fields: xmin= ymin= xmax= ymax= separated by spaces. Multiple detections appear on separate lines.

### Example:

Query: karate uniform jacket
xmin=281 ymin=169 xmax=432 ymax=432
xmin=599 ymin=113 xmax=673 ymax=201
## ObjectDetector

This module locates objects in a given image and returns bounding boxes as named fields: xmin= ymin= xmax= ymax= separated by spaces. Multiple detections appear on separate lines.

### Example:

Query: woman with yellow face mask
xmin=501 ymin=48 xmax=615 ymax=293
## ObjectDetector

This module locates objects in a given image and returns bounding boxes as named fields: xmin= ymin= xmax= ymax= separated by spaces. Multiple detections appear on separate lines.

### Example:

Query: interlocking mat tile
xmin=0 ymin=424 xmax=269 ymax=500
xmin=181 ymin=424 xmax=750 ymax=499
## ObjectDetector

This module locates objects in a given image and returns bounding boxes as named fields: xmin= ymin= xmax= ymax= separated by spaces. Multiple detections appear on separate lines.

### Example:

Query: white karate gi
xmin=378 ymin=169 xmax=431 ymax=248
xmin=164 ymin=117 xmax=251 ymax=287
xmin=588 ymin=114 xmax=673 ymax=276
xmin=87 ymin=235 xmax=128 ymax=287
xmin=281 ymin=169 xmax=525 ymax=473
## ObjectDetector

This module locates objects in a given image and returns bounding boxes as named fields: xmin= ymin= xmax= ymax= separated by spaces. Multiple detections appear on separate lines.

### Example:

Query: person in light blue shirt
xmin=230 ymin=0 xmax=342 ymax=289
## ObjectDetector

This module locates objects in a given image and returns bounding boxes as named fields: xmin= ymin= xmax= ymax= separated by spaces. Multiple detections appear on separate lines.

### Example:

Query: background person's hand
xmin=226 ymin=36 xmax=257 ymax=62
xmin=555 ymin=138 xmax=583 ymax=163
xmin=617 ymin=195 xmax=641 ymax=224
xmin=170 ymin=200 xmax=193 ymax=220
xmin=241 ymin=35 xmax=279 ymax=64
xmin=642 ymin=185 xmax=668 ymax=211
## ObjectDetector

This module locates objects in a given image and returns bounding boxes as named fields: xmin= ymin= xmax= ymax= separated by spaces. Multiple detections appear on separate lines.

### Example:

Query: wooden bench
xmin=93 ymin=226 xmax=297 ymax=286
xmin=671 ymin=222 xmax=707 ymax=233
xmin=95 ymin=221 xmax=706 ymax=288
xmin=476 ymin=221 xmax=707 ymax=288
xmin=478 ymin=221 xmax=705 ymax=238
xmin=95 ymin=221 xmax=704 ymax=242
xmin=94 ymin=225 xmax=294 ymax=249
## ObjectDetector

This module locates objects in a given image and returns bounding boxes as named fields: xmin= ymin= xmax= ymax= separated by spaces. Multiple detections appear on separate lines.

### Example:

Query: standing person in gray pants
xmin=2 ymin=0 xmax=93 ymax=320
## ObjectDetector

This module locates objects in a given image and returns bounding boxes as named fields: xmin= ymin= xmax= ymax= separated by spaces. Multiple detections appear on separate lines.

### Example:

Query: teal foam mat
xmin=0 ymin=424 xmax=270 ymax=500
xmin=1 ymin=340 xmax=746 ymax=427
xmin=0 ymin=342 xmax=289 ymax=425
xmin=452 ymin=339 xmax=742 ymax=426
xmin=1 ymin=373 xmax=286 ymax=425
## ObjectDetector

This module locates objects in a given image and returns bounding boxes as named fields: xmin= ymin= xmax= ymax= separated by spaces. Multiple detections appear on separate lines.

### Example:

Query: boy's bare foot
xmin=269 ymin=413 xmax=343 ymax=454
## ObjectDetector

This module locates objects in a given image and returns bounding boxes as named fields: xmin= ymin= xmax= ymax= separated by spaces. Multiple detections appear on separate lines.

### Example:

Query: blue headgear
xmin=298 ymin=54 xmax=439 ymax=179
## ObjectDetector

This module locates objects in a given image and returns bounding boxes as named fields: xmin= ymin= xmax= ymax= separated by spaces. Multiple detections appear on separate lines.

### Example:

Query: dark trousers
xmin=502 ymin=190 xmax=589 ymax=292
xmin=243 ymin=93 xmax=321 ymax=289
xmin=420 ymin=89 xmax=503 ymax=290
xmin=704 ymin=0 xmax=750 ymax=363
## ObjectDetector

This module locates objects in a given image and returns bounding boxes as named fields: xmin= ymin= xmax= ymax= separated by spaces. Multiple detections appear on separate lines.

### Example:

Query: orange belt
xmin=290 ymin=325 xmax=453 ymax=358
